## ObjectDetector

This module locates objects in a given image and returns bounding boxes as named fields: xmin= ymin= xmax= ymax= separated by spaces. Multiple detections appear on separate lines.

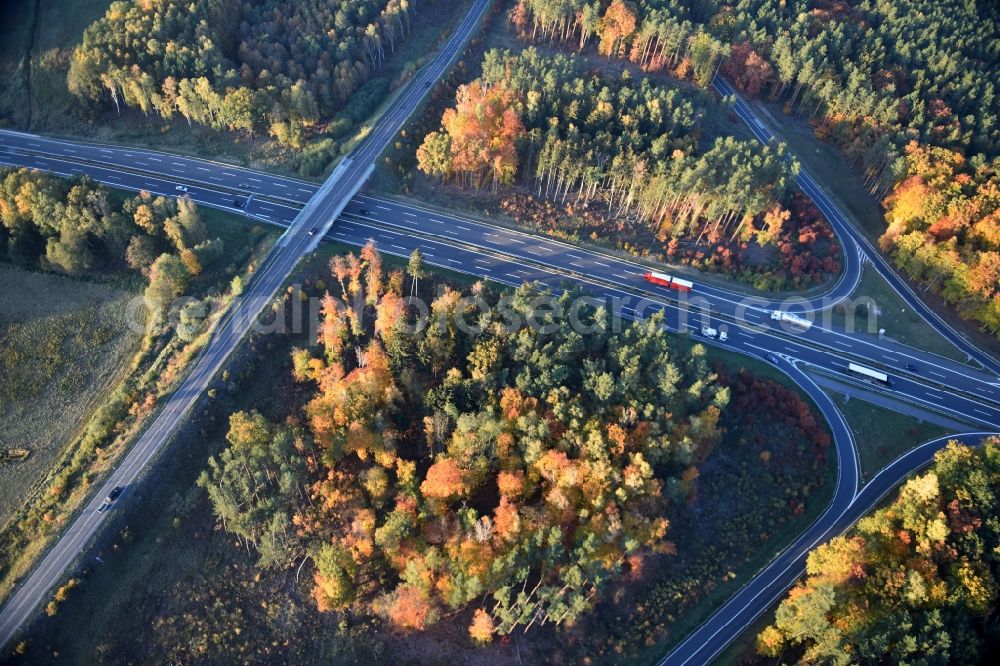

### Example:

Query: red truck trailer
xmin=643 ymin=271 xmax=693 ymax=293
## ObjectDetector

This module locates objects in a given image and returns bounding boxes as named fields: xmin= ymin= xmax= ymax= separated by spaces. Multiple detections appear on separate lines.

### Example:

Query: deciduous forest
xmin=758 ymin=437 xmax=1000 ymax=664
xmin=0 ymin=168 xmax=223 ymax=312
xmin=200 ymin=242 xmax=738 ymax=641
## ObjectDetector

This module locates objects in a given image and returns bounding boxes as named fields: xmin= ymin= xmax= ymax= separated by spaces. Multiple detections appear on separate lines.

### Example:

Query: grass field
xmin=820 ymin=266 xmax=968 ymax=363
xmin=828 ymin=390 xmax=952 ymax=482
xmin=0 ymin=266 xmax=141 ymax=525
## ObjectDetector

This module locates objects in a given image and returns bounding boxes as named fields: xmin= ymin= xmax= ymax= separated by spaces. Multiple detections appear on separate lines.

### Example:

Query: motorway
xmin=1 ymin=31 xmax=1000 ymax=663
xmin=0 ymin=0 xmax=494 ymax=649
xmin=3 ymin=133 xmax=1000 ymax=430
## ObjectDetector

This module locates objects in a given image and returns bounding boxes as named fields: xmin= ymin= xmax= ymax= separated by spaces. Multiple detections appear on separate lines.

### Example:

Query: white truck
xmin=701 ymin=326 xmax=727 ymax=342
xmin=770 ymin=310 xmax=813 ymax=331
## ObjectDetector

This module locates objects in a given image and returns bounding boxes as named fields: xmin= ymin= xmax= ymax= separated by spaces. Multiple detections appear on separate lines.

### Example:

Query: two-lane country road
xmin=0 ymin=0 xmax=494 ymax=648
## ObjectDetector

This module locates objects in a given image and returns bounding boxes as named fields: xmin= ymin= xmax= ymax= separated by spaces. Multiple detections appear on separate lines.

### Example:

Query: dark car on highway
xmin=98 ymin=486 xmax=124 ymax=512
xmin=308 ymin=227 xmax=319 ymax=236
xmin=233 ymin=199 xmax=244 ymax=208
xmin=360 ymin=208 xmax=370 ymax=215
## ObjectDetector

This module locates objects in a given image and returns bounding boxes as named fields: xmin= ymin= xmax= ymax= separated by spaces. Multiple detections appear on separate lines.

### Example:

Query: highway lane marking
xmin=831 ymin=339 xmax=852 ymax=348
xmin=172 ymin=162 xmax=185 ymax=167
xmin=197 ymin=166 xmax=210 ymax=172
xmin=507 ymin=237 xmax=525 ymax=244
xmin=391 ymin=244 xmax=407 ymax=251
xmin=297 ymin=187 xmax=313 ymax=194
xmin=272 ymin=182 xmax=287 ymax=188
xmin=148 ymin=157 xmax=161 ymax=162
xmin=569 ymin=262 xmax=585 ymax=268
xmin=456 ymin=225 xmax=471 ymax=231
xmin=592 ymin=261 xmax=611 ymax=267
xmin=428 ymin=218 xmax=443 ymax=224
xmin=248 ymin=177 xmax=262 ymax=182
xmin=376 ymin=205 xmax=390 ymax=210
xmin=446 ymin=258 xmax=461 ymax=265
xmin=972 ymin=408 xmax=993 ymax=417
xmin=403 ymin=211 xmax=416 ymax=217
xmin=222 ymin=171 xmax=236 ymax=176
xmin=928 ymin=370 xmax=946 ymax=378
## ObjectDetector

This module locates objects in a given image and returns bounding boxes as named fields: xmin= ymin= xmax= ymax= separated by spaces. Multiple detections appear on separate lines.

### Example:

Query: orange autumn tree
xmin=881 ymin=143 xmax=1000 ymax=336
xmin=417 ymin=81 xmax=524 ymax=191
xmin=597 ymin=0 xmax=637 ymax=58
xmin=203 ymin=242 xmax=729 ymax=643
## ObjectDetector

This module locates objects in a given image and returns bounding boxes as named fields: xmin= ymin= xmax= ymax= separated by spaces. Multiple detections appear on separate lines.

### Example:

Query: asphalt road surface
xmin=0 ymin=0 xmax=493 ymax=648
xmin=2 ymin=135 xmax=998 ymax=429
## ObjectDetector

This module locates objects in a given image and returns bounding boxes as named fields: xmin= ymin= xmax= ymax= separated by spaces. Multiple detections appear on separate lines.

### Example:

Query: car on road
xmin=359 ymin=208 xmax=370 ymax=215
xmin=307 ymin=227 xmax=319 ymax=236
xmin=718 ymin=330 xmax=728 ymax=343
xmin=905 ymin=363 xmax=919 ymax=372
xmin=233 ymin=199 xmax=244 ymax=208
xmin=424 ymin=81 xmax=431 ymax=88
xmin=174 ymin=185 xmax=188 ymax=192
xmin=238 ymin=182 xmax=250 ymax=189
xmin=98 ymin=486 xmax=124 ymax=512
xmin=767 ymin=353 xmax=780 ymax=364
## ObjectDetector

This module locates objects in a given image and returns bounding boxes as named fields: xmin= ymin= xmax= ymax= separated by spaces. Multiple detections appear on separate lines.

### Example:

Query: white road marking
xmin=456 ymin=225 xmax=471 ymax=231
